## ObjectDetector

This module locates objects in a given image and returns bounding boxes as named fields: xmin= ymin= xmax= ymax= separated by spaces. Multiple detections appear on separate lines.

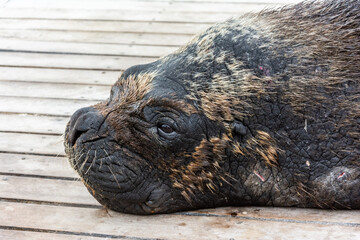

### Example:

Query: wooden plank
xmin=1 ymin=202 xmax=359 ymax=240
xmin=0 ymin=67 xmax=118 ymax=85
xmin=0 ymin=52 xmax=156 ymax=71
xmin=0 ymin=8 xmax=235 ymax=23
xmin=0 ymin=176 xmax=98 ymax=205
xmin=195 ymin=207 xmax=360 ymax=225
xmin=0 ymin=29 xmax=191 ymax=46
xmin=0 ymin=81 xmax=110 ymax=101
xmin=0 ymin=229 xmax=108 ymax=240
xmin=0 ymin=114 xmax=68 ymax=134
xmin=0 ymin=153 xmax=76 ymax=178
xmin=172 ymin=0 xmax=302 ymax=3
xmin=0 ymin=38 xmax=177 ymax=57
xmin=0 ymin=132 xmax=64 ymax=155
xmin=0 ymin=19 xmax=209 ymax=35
xmin=1 ymin=174 xmax=360 ymax=226
xmin=3 ymin=0 xmax=274 ymax=13
xmin=1 ymin=153 xmax=357 ymax=228
xmin=0 ymin=96 xmax=98 ymax=116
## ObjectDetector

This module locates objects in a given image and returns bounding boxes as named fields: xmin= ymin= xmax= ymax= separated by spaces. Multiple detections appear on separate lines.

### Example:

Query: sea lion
xmin=65 ymin=0 xmax=360 ymax=214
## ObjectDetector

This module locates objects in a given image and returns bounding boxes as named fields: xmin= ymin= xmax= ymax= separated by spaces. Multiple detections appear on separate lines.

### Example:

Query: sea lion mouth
xmin=64 ymin=106 xmax=179 ymax=214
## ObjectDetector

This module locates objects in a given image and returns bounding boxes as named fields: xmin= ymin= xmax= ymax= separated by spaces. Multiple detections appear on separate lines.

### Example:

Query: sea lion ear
xmin=231 ymin=121 xmax=247 ymax=136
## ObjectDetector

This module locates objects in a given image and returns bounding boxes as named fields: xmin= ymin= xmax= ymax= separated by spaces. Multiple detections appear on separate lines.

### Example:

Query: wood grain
xmin=0 ymin=52 xmax=156 ymax=70
xmin=0 ymin=38 xmax=177 ymax=57
xmin=0 ymin=29 xmax=192 ymax=46
xmin=0 ymin=67 xmax=118 ymax=85
xmin=0 ymin=114 xmax=68 ymax=134
xmin=0 ymin=153 xmax=76 ymax=178
xmin=0 ymin=132 xmax=65 ymax=155
xmin=0 ymin=96 xmax=98 ymax=116
xmin=1 ymin=202 xmax=359 ymax=240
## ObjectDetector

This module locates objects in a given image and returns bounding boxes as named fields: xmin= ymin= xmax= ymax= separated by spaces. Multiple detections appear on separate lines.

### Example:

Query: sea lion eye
xmin=158 ymin=124 xmax=174 ymax=134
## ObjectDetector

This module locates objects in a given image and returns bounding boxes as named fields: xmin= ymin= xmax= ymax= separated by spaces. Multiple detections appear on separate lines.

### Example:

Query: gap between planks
xmin=0 ymin=81 xmax=110 ymax=101
xmin=2 ymin=0 xmax=282 ymax=13
xmin=0 ymin=228 xmax=127 ymax=240
xmin=0 ymin=153 xmax=359 ymax=228
xmin=0 ymin=19 xmax=210 ymax=35
xmin=1 ymin=201 xmax=359 ymax=240
xmin=0 ymin=38 xmax=178 ymax=58
xmin=0 ymin=8 xmax=237 ymax=23
xmin=0 ymin=29 xmax=191 ymax=46
xmin=0 ymin=67 xmax=120 ymax=85
xmin=0 ymin=52 xmax=156 ymax=71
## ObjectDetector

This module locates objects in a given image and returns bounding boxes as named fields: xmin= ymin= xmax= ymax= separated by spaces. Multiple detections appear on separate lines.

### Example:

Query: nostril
xmin=66 ymin=107 xmax=104 ymax=147
xmin=69 ymin=128 xmax=87 ymax=147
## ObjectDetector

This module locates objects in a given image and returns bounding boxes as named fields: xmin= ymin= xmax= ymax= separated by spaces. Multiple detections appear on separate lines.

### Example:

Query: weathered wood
xmin=0 ymin=229 xmax=108 ymax=240
xmin=0 ymin=29 xmax=191 ymax=46
xmin=1 ymin=202 xmax=359 ymax=240
xmin=3 ymin=0 xmax=275 ymax=13
xmin=1 ymin=174 xmax=360 ymax=226
xmin=0 ymin=52 xmax=156 ymax=71
xmin=196 ymin=207 xmax=360 ymax=225
xmin=0 ymin=67 xmax=118 ymax=85
xmin=0 ymin=38 xmax=177 ymax=57
xmin=0 ymin=8 xmax=234 ymax=23
xmin=0 ymin=96 xmax=98 ymax=116
xmin=0 ymin=19 xmax=209 ymax=35
xmin=0 ymin=81 xmax=110 ymax=101
xmin=0 ymin=176 xmax=97 ymax=205
xmin=0 ymin=132 xmax=64 ymax=155
xmin=0 ymin=114 xmax=68 ymax=134
xmin=0 ymin=153 xmax=76 ymax=178
xmin=167 ymin=0 xmax=300 ymax=2
xmin=0 ymin=1 xmax=359 ymax=239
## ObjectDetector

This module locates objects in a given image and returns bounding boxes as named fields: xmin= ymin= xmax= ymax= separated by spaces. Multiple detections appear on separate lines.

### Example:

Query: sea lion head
xmin=64 ymin=54 xmax=241 ymax=214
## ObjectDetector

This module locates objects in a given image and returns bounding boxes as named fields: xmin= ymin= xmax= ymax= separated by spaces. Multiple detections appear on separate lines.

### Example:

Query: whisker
xmin=85 ymin=149 xmax=97 ymax=174
xmin=103 ymin=149 xmax=113 ymax=170
xmin=73 ymin=150 xmax=85 ymax=169
xmin=107 ymin=165 xmax=121 ymax=189
xmin=79 ymin=149 xmax=91 ymax=172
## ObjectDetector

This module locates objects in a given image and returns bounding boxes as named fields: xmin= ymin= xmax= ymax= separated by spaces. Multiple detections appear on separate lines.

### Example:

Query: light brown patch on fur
xmin=95 ymin=72 xmax=157 ymax=116
xmin=170 ymin=136 xmax=232 ymax=202
xmin=114 ymin=72 xmax=155 ymax=104
xmin=233 ymin=130 xmax=281 ymax=166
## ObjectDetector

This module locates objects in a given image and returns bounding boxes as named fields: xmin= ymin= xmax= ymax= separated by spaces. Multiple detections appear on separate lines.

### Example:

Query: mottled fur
xmin=65 ymin=0 xmax=360 ymax=214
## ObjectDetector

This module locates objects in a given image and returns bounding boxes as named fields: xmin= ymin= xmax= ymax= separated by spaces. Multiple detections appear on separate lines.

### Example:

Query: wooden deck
xmin=0 ymin=0 xmax=359 ymax=239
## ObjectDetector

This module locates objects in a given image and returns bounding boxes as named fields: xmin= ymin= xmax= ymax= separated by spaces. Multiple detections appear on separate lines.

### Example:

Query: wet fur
xmin=65 ymin=0 xmax=360 ymax=213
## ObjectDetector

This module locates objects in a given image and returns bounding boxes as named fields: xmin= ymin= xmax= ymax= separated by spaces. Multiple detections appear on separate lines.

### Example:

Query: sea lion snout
xmin=66 ymin=107 xmax=105 ymax=147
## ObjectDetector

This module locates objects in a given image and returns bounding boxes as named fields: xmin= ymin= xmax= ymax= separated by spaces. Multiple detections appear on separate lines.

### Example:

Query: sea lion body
xmin=65 ymin=0 xmax=360 ymax=214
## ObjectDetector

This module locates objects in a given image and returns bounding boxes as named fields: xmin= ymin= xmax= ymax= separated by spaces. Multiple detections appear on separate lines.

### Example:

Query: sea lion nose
xmin=67 ymin=107 xmax=105 ymax=147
